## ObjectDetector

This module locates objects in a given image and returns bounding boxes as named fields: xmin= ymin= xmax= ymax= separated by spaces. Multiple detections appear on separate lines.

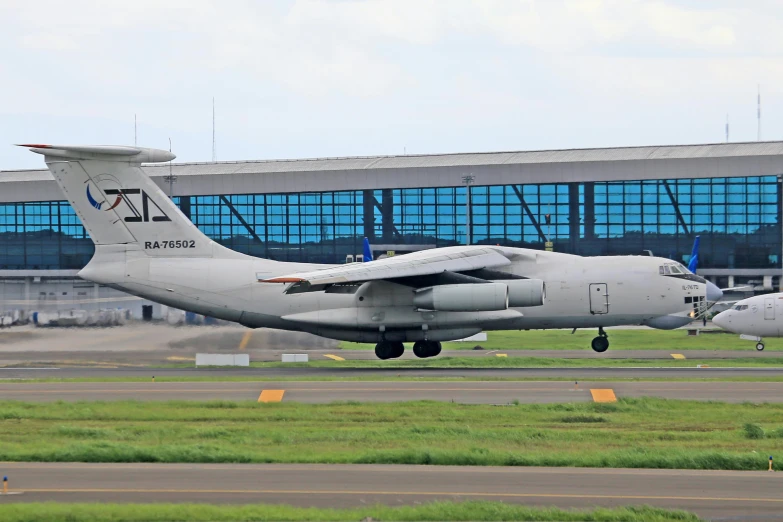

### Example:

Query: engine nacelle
xmin=506 ymin=279 xmax=545 ymax=307
xmin=413 ymin=283 xmax=508 ymax=312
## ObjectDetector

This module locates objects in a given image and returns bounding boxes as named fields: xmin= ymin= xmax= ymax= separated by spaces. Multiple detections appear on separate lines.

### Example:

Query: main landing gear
xmin=412 ymin=340 xmax=442 ymax=359
xmin=591 ymin=327 xmax=609 ymax=353
xmin=375 ymin=340 xmax=404 ymax=360
xmin=756 ymin=342 xmax=765 ymax=351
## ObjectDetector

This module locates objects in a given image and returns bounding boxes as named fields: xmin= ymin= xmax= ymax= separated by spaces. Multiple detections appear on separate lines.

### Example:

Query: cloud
xmin=1 ymin=0 xmax=782 ymax=169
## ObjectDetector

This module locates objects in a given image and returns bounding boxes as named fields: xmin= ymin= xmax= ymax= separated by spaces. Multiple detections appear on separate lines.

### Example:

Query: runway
xmin=2 ymin=366 xmax=783 ymax=380
xmin=2 ymin=379 xmax=783 ymax=403
xmin=0 ymin=462 xmax=780 ymax=519
xmin=2 ymin=348 xmax=781 ymax=366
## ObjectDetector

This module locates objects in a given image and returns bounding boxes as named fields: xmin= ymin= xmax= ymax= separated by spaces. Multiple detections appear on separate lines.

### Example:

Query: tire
xmin=389 ymin=341 xmax=405 ymax=359
xmin=430 ymin=341 xmax=442 ymax=357
xmin=756 ymin=342 xmax=765 ymax=351
xmin=412 ymin=341 xmax=427 ymax=358
xmin=591 ymin=336 xmax=609 ymax=353
xmin=375 ymin=342 xmax=392 ymax=360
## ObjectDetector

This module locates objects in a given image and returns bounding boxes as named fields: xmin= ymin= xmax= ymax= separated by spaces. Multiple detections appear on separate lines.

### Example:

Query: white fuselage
xmin=713 ymin=293 xmax=783 ymax=338
xmin=80 ymin=244 xmax=705 ymax=343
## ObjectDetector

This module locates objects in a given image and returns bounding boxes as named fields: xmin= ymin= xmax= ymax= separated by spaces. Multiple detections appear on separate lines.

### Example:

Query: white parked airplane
xmin=713 ymin=293 xmax=783 ymax=351
xmin=22 ymin=144 xmax=723 ymax=359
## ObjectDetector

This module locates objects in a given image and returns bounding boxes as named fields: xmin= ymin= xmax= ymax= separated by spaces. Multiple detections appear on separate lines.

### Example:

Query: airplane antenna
xmin=757 ymin=84 xmax=761 ymax=141
xmin=212 ymin=97 xmax=217 ymax=162
xmin=134 ymin=114 xmax=137 ymax=146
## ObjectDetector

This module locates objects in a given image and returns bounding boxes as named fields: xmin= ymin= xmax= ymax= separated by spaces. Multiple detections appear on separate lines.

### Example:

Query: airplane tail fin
xmin=20 ymin=144 xmax=216 ymax=257
xmin=363 ymin=237 xmax=373 ymax=262
xmin=687 ymin=235 xmax=700 ymax=273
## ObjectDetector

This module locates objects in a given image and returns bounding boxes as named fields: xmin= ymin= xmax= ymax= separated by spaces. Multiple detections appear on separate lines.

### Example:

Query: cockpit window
xmin=670 ymin=265 xmax=682 ymax=274
xmin=733 ymin=305 xmax=749 ymax=311
xmin=663 ymin=265 xmax=671 ymax=275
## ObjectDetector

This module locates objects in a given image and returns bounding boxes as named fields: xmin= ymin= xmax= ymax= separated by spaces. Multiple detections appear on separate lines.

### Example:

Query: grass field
xmin=8 ymin=375 xmax=783 ymax=384
xmin=0 ymin=502 xmax=700 ymax=522
xmin=1 ymin=398 xmax=782 ymax=470
xmin=340 ymin=329 xmax=783 ymax=351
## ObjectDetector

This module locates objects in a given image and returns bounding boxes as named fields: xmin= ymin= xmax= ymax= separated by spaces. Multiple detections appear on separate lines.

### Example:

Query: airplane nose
xmin=706 ymin=281 xmax=723 ymax=302
xmin=713 ymin=311 xmax=727 ymax=328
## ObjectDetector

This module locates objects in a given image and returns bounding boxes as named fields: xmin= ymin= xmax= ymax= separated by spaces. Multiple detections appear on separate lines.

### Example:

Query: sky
xmin=1 ymin=0 xmax=782 ymax=170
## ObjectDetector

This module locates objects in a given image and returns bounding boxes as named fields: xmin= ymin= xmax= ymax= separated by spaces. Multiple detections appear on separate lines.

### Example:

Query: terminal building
xmin=2 ymin=141 xmax=783 ymax=317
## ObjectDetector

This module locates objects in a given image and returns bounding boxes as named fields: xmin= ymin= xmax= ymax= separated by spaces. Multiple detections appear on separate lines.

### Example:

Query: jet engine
xmin=413 ymin=283 xmax=508 ymax=312
xmin=506 ymin=279 xmax=545 ymax=307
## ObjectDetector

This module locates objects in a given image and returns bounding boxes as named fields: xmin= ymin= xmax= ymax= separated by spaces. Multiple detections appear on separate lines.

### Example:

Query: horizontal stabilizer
xmin=17 ymin=144 xmax=175 ymax=163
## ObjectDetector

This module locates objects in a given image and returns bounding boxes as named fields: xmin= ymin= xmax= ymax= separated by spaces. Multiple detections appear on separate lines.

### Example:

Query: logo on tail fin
xmin=85 ymin=175 xmax=170 ymax=223
xmin=86 ymin=184 xmax=123 ymax=211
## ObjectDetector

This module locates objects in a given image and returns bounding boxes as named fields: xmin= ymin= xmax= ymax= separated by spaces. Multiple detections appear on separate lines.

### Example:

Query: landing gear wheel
xmin=412 ymin=340 xmax=442 ymax=358
xmin=756 ymin=342 xmax=765 ymax=351
xmin=389 ymin=341 xmax=405 ymax=359
xmin=375 ymin=341 xmax=394 ymax=360
xmin=591 ymin=335 xmax=609 ymax=353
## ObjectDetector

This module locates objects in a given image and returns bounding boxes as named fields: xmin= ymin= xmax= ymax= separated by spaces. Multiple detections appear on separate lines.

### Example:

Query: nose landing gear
xmin=756 ymin=342 xmax=765 ymax=351
xmin=591 ymin=327 xmax=609 ymax=353
xmin=375 ymin=340 xmax=405 ymax=360
xmin=412 ymin=340 xmax=442 ymax=358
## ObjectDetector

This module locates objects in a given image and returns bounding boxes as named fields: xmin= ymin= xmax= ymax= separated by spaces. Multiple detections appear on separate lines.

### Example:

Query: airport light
xmin=462 ymin=174 xmax=475 ymax=245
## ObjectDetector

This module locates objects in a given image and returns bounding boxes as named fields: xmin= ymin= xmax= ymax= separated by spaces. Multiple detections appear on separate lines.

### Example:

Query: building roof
xmin=3 ymin=141 xmax=783 ymax=203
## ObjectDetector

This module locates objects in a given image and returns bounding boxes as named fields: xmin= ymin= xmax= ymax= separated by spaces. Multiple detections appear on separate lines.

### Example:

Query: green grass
xmin=8 ymin=375 xmax=783 ymax=384
xmin=0 ymin=502 xmax=701 ymax=522
xmin=340 ymin=329 xmax=783 ymax=351
xmin=1 ymin=398 xmax=782 ymax=470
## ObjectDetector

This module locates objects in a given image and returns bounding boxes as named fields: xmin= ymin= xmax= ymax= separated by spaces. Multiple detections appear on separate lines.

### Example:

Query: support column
xmin=179 ymin=196 xmax=191 ymax=219
xmin=362 ymin=190 xmax=376 ymax=239
xmin=381 ymin=189 xmax=395 ymax=242
xmin=24 ymin=277 xmax=30 ymax=310
xmin=568 ymin=183 xmax=580 ymax=254
xmin=583 ymin=182 xmax=595 ymax=240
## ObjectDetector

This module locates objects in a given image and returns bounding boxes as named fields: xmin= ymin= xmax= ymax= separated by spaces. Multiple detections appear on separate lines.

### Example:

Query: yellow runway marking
xmin=323 ymin=354 xmax=345 ymax=361
xmin=238 ymin=331 xmax=253 ymax=351
xmin=590 ymin=389 xmax=617 ymax=403
xmin=15 ymin=487 xmax=783 ymax=504
xmin=258 ymin=389 xmax=285 ymax=403
xmin=495 ymin=353 xmax=507 ymax=358
xmin=671 ymin=354 xmax=686 ymax=359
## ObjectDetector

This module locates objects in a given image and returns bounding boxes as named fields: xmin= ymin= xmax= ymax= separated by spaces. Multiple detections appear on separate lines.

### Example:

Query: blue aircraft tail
xmin=363 ymin=237 xmax=373 ymax=262
xmin=687 ymin=235 xmax=700 ymax=272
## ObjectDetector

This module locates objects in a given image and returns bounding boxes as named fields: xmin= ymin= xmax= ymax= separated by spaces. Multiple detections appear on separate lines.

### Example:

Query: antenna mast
xmin=725 ymin=114 xmax=729 ymax=142
xmin=758 ymin=84 xmax=762 ymax=141
xmin=212 ymin=97 xmax=217 ymax=162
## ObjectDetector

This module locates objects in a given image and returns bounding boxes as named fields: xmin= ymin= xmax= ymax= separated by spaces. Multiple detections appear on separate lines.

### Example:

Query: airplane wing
xmin=260 ymin=246 xmax=515 ymax=287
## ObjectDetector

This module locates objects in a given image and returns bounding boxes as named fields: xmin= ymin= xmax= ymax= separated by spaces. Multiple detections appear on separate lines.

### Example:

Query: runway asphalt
xmin=2 ymin=366 xmax=783 ymax=380
xmin=0 ymin=462 xmax=780 ymax=519
xmin=1 ymin=349 xmax=779 ymax=368
xmin=2 ymin=379 xmax=783 ymax=403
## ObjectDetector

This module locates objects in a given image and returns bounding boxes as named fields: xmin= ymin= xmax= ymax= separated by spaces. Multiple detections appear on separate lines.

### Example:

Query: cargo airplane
xmin=22 ymin=144 xmax=723 ymax=359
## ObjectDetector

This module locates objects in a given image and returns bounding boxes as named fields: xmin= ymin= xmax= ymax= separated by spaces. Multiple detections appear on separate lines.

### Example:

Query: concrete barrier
xmin=282 ymin=354 xmax=309 ymax=362
xmin=195 ymin=354 xmax=250 ymax=366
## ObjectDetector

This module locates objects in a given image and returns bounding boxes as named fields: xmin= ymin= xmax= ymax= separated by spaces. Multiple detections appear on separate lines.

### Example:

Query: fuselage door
xmin=589 ymin=283 xmax=609 ymax=315
xmin=765 ymin=297 xmax=775 ymax=320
